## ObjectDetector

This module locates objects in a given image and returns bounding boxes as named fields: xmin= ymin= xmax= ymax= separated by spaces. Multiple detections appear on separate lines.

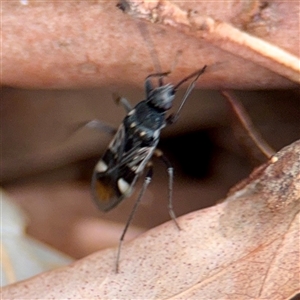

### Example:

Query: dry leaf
xmin=2 ymin=1 xmax=299 ymax=89
xmin=2 ymin=139 xmax=299 ymax=299
xmin=121 ymin=0 xmax=300 ymax=84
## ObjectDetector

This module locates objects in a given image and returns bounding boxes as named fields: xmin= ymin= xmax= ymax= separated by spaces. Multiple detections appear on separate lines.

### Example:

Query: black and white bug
xmin=91 ymin=66 xmax=206 ymax=272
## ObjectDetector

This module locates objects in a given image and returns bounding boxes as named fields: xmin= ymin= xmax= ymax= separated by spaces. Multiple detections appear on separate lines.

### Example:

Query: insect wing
xmin=91 ymin=124 xmax=155 ymax=211
xmin=91 ymin=124 xmax=127 ymax=211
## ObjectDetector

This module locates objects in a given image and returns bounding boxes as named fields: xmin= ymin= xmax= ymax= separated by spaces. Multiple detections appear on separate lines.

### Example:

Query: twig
xmin=221 ymin=90 xmax=276 ymax=159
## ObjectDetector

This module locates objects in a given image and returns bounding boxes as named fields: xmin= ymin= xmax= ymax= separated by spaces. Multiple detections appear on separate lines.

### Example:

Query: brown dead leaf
xmin=2 ymin=140 xmax=299 ymax=299
xmin=2 ymin=1 xmax=299 ymax=89
xmin=122 ymin=0 xmax=300 ymax=84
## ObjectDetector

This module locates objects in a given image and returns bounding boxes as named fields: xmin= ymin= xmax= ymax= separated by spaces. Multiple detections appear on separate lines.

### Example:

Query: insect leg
xmin=70 ymin=119 xmax=116 ymax=136
xmin=145 ymin=71 xmax=171 ymax=94
xmin=167 ymin=65 xmax=207 ymax=125
xmin=154 ymin=149 xmax=181 ymax=230
xmin=113 ymin=93 xmax=133 ymax=113
xmin=83 ymin=119 xmax=117 ymax=135
xmin=116 ymin=164 xmax=153 ymax=273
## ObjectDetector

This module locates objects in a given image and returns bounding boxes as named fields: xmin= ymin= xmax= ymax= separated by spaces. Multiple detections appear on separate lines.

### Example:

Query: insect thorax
xmin=124 ymin=100 xmax=166 ymax=146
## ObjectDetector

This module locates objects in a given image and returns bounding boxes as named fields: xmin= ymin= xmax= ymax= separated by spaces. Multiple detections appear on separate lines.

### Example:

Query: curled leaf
xmin=2 ymin=140 xmax=299 ymax=300
xmin=2 ymin=1 xmax=299 ymax=88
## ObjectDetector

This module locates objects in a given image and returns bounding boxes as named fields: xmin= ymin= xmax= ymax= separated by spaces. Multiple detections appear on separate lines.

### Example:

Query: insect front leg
xmin=167 ymin=65 xmax=207 ymax=125
xmin=154 ymin=149 xmax=181 ymax=230
xmin=116 ymin=164 xmax=153 ymax=273
xmin=113 ymin=93 xmax=133 ymax=113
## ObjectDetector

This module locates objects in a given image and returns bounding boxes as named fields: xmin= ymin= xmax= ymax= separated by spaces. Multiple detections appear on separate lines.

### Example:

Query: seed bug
xmin=91 ymin=65 xmax=206 ymax=272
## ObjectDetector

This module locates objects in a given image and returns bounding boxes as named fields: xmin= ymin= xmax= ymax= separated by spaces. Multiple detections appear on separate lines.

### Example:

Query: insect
xmin=91 ymin=65 xmax=207 ymax=272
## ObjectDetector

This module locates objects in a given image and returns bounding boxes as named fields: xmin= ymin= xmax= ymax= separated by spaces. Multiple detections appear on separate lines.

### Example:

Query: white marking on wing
xmin=117 ymin=178 xmax=132 ymax=196
xmin=95 ymin=160 xmax=108 ymax=172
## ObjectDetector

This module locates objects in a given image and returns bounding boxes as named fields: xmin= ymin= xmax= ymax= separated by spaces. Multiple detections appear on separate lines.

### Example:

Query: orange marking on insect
xmin=95 ymin=179 xmax=115 ymax=202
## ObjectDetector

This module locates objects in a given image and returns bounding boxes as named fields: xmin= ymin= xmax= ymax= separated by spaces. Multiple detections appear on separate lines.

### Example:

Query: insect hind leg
xmin=154 ymin=149 xmax=181 ymax=230
xmin=83 ymin=119 xmax=117 ymax=135
xmin=71 ymin=119 xmax=117 ymax=136
xmin=116 ymin=164 xmax=153 ymax=273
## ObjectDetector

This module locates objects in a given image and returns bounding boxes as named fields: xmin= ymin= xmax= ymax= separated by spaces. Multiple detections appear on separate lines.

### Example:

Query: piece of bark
xmin=2 ymin=1 xmax=299 ymax=89
xmin=2 ymin=140 xmax=299 ymax=299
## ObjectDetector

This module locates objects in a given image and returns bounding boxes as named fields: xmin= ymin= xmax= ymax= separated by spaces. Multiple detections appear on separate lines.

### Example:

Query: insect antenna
xmin=173 ymin=65 xmax=207 ymax=91
xmin=146 ymin=71 xmax=171 ymax=80
xmin=146 ymin=71 xmax=170 ymax=88
xmin=137 ymin=21 xmax=163 ymax=74
xmin=135 ymin=19 xmax=178 ymax=87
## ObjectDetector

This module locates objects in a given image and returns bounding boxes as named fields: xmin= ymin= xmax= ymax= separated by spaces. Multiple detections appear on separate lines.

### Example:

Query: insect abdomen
xmin=92 ymin=148 xmax=137 ymax=211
